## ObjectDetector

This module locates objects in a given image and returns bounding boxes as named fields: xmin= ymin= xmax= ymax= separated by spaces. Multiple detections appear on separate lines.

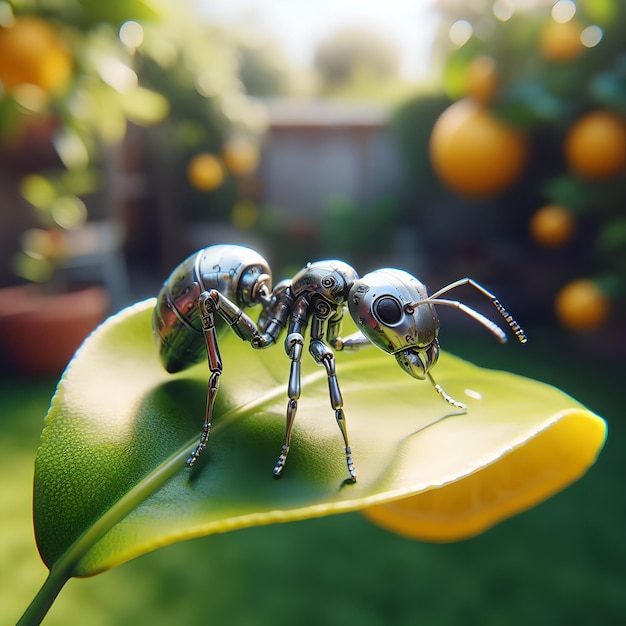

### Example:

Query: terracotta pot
xmin=0 ymin=285 xmax=109 ymax=376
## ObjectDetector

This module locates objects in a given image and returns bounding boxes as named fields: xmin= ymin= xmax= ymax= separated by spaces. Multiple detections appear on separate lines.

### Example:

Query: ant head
xmin=347 ymin=268 xmax=440 ymax=378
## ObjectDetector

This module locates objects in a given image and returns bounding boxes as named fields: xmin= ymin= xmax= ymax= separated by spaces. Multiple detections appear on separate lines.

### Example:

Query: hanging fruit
xmin=429 ymin=98 xmax=528 ymax=199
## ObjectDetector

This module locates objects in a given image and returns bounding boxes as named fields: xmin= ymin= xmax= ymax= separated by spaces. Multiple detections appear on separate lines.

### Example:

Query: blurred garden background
xmin=0 ymin=0 xmax=624 ymax=624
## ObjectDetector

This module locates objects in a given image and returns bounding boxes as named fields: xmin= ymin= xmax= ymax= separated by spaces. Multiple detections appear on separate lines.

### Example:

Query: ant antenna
xmin=410 ymin=278 xmax=527 ymax=344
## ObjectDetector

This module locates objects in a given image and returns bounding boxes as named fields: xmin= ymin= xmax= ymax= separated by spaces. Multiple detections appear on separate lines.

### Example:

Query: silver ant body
xmin=153 ymin=244 xmax=526 ymax=482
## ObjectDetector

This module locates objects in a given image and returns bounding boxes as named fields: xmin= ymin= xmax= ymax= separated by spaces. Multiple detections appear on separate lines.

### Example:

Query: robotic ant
xmin=153 ymin=244 xmax=526 ymax=483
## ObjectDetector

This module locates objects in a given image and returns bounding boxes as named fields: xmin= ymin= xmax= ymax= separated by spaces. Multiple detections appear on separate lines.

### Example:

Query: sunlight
xmin=580 ymin=24 xmax=603 ymax=48
xmin=552 ymin=0 xmax=576 ymax=23
xmin=194 ymin=0 xmax=439 ymax=80
xmin=119 ymin=20 xmax=144 ymax=51
xmin=449 ymin=20 xmax=473 ymax=47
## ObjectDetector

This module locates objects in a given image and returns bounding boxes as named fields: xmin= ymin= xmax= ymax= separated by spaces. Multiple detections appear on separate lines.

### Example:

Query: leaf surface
xmin=34 ymin=299 xmax=606 ymax=576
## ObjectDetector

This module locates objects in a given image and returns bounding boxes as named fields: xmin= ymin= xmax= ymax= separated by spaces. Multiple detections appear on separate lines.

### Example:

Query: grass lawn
xmin=1 ymin=324 xmax=624 ymax=626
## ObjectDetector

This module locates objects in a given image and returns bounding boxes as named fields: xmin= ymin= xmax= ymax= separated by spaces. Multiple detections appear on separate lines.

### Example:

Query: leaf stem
xmin=18 ymin=448 xmax=190 ymax=625
xmin=16 ymin=567 xmax=69 ymax=626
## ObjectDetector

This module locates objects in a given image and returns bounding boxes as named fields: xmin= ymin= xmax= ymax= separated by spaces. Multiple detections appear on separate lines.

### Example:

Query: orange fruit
xmin=466 ymin=55 xmax=499 ymax=104
xmin=222 ymin=138 xmax=259 ymax=176
xmin=187 ymin=153 xmax=224 ymax=191
xmin=564 ymin=110 xmax=625 ymax=179
xmin=429 ymin=98 xmax=528 ymax=199
xmin=540 ymin=20 xmax=583 ymax=62
xmin=0 ymin=17 xmax=72 ymax=94
xmin=529 ymin=204 xmax=575 ymax=248
xmin=555 ymin=279 xmax=610 ymax=331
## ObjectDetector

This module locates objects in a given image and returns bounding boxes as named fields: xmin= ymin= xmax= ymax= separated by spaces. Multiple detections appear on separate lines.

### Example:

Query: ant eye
xmin=373 ymin=296 xmax=403 ymax=326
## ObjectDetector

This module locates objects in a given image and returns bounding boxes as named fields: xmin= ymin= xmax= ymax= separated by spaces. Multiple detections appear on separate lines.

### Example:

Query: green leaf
xmin=33 ymin=299 xmax=606 ymax=581
xmin=119 ymin=86 xmax=170 ymax=126
xmin=496 ymin=80 xmax=565 ymax=126
xmin=75 ymin=0 xmax=163 ymax=27
xmin=590 ymin=69 xmax=626 ymax=114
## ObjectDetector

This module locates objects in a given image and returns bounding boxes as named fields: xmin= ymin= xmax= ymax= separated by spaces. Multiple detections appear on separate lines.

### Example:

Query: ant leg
xmin=332 ymin=331 xmax=371 ymax=351
xmin=325 ymin=305 xmax=370 ymax=351
xmin=274 ymin=332 xmax=304 ymax=477
xmin=187 ymin=291 xmax=223 ymax=467
xmin=310 ymin=340 xmax=357 ymax=482
xmin=427 ymin=372 xmax=467 ymax=411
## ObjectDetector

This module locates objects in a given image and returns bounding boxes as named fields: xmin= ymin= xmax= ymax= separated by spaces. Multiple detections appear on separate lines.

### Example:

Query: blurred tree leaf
xmin=540 ymin=175 xmax=600 ymax=214
xmin=583 ymin=0 xmax=619 ymax=24
xmin=597 ymin=218 xmax=626 ymax=280
xmin=22 ymin=299 xmax=606 ymax=624
xmin=590 ymin=62 xmax=626 ymax=113
xmin=0 ymin=94 xmax=22 ymax=139
xmin=314 ymin=26 xmax=400 ymax=88
xmin=237 ymin=36 xmax=292 ymax=97
xmin=541 ymin=174 xmax=626 ymax=216
xmin=119 ymin=85 xmax=169 ymax=125
xmin=74 ymin=0 xmax=162 ymax=27
xmin=390 ymin=93 xmax=450 ymax=202
xmin=7 ymin=0 xmax=162 ymax=28
xmin=496 ymin=80 xmax=568 ymax=126
xmin=598 ymin=218 xmax=626 ymax=252
xmin=442 ymin=38 xmax=481 ymax=101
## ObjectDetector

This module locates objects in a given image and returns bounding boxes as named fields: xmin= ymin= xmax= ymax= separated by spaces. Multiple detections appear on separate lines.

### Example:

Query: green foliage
xmin=8 ymin=0 xmax=161 ymax=27
xmin=237 ymin=36 xmax=293 ymax=97
xmin=390 ymin=93 xmax=451 ymax=203
xmin=2 ymin=0 xmax=265 ymax=282
xmin=0 ymin=345 xmax=620 ymax=626
xmin=19 ymin=298 xmax=606 ymax=623
xmin=314 ymin=27 xmax=401 ymax=93
xmin=318 ymin=195 xmax=403 ymax=269
xmin=395 ymin=0 xmax=626 ymax=321
xmin=441 ymin=0 xmax=626 ymax=123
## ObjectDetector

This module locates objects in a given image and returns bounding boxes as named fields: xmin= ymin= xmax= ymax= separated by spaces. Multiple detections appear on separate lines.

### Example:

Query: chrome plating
xmin=153 ymin=245 xmax=527 ymax=483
